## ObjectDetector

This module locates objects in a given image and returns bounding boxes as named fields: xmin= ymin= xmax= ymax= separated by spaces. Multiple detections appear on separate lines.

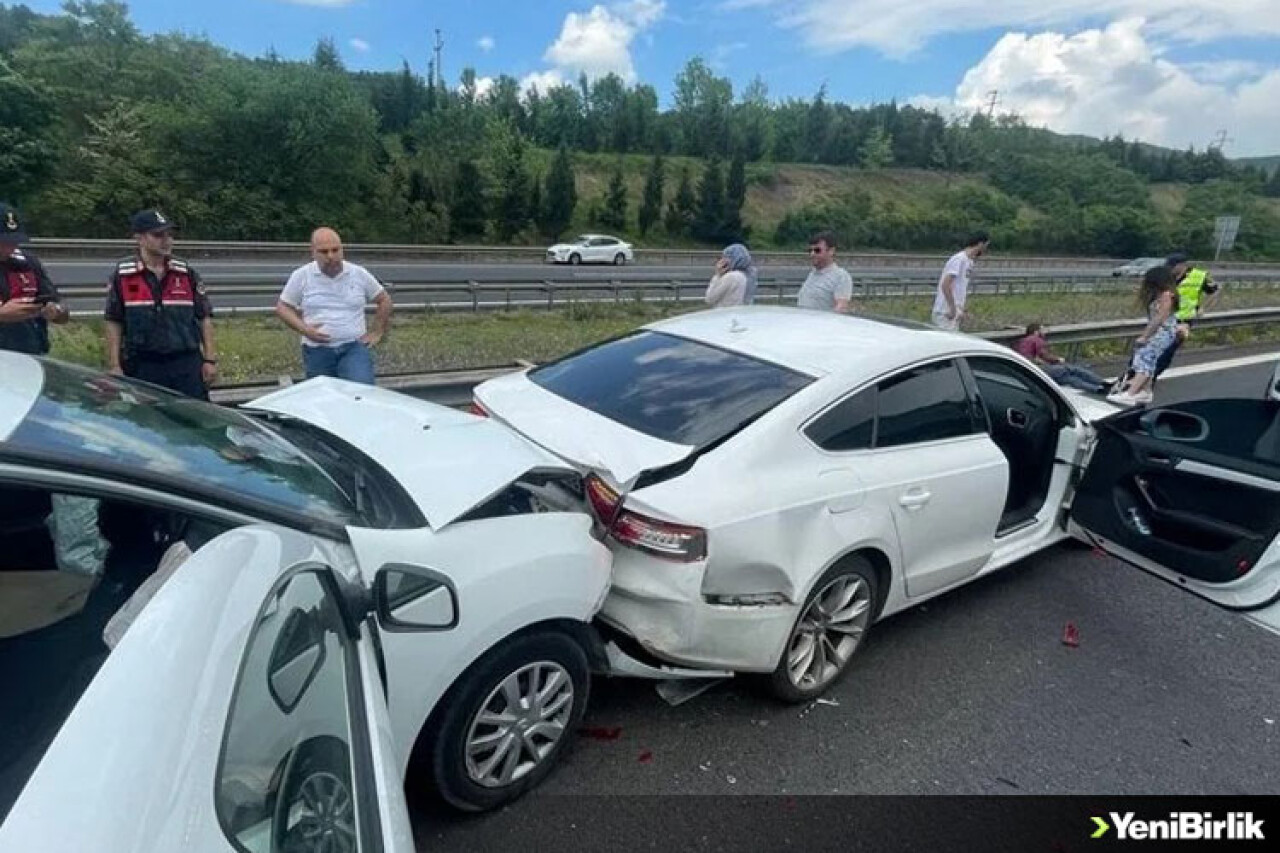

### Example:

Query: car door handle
xmin=898 ymin=489 xmax=932 ymax=510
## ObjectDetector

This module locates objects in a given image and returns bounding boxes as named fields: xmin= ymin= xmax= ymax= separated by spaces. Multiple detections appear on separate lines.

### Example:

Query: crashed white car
xmin=475 ymin=307 xmax=1280 ymax=701
xmin=0 ymin=353 xmax=611 ymax=848
xmin=545 ymin=234 xmax=634 ymax=266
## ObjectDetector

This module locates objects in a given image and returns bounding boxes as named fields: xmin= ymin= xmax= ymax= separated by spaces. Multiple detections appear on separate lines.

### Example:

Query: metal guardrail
xmin=208 ymin=307 xmax=1280 ymax=405
xmin=27 ymin=237 xmax=1280 ymax=273
xmin=58 ymin=274 xmax=1280 ymax=317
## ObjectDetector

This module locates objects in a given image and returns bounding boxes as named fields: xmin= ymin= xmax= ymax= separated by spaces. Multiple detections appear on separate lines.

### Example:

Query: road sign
xmin=1213 ymin=215 xmax=1241 ymax=259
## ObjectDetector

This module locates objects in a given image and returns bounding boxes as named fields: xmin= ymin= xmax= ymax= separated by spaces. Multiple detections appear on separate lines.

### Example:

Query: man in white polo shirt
xmin=276 ymin=227 xmax=393 ymax=384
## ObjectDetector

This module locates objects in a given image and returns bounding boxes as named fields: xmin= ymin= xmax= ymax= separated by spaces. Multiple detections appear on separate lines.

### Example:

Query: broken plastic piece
xmin=655 ymin=678 xmax=721 ymax=706
xmin=1061 ymin=621 xmax=1080 ymax=648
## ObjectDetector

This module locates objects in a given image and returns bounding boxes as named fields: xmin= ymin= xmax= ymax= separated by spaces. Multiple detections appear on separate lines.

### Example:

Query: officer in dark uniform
xmin=104 ymin=210 xmax=218 ymax=399
xmin=1 ymin=202 xmax=69 ymax=354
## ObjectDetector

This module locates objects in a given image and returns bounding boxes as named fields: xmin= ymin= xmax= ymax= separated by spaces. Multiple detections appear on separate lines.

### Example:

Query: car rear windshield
xmin=3 ymin=360 xmax=358 ymax=528
xmin=529 ymin=331 xmax=814 ymax=446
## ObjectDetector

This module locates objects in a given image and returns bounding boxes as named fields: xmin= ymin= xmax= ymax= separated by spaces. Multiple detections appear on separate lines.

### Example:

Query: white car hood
xmin=475 ymin=369 xmax=694 ymax=486
xmin=1061 ymin=388 xmax=1123 ymax=423
xmin=245 ymin=377 xmax=573 ymax=529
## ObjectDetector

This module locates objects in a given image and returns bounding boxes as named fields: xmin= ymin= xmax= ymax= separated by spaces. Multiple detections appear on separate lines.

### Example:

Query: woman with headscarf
xmin=705 ymin=243 xmax=759 ymax=308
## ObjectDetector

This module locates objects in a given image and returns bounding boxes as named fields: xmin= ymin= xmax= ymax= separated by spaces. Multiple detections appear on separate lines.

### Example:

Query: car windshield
xmin=529 ymin=331 xmax=814 ymax=447
xmin=3 ymin=360 xmax=358 ymax=528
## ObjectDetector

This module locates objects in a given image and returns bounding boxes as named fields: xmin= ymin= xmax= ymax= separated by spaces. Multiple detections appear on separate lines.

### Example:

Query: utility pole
xmin=985 ymin=89 xmax=1000 ymax=119
xmin=432 ymin=29 xmax=445 ymax=90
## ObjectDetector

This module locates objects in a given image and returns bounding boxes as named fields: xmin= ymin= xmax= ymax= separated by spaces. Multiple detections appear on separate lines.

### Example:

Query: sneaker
xmin=1107 ymin=391 xmax=1140 ymax=406
xmin=1129 ymin=388 xmax=1154 ymax=405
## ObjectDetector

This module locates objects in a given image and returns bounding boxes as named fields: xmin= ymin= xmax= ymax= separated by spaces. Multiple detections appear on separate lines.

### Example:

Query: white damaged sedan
xmin=0 ymin=353 xmax=611 ymax=849
xmin=476 ymin=307 xmax=1280 ymax=701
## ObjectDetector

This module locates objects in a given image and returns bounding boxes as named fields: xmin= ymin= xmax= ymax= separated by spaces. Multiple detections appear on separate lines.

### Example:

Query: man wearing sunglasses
xmin=796 ymin=230 xmax=855 ymax=313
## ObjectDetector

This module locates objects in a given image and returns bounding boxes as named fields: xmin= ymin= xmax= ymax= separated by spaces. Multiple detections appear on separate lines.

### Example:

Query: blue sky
xmin=13 ymin=1 xmax=1280 ymax=155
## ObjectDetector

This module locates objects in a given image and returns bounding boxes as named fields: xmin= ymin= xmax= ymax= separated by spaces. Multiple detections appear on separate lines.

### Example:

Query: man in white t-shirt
xmin=276 ymin=227 xmax=393 ymax=384
xmin=931 ymin=231 xmax=990 ymax=331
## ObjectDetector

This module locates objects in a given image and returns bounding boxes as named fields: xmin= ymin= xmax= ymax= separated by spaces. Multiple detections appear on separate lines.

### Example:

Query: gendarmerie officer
xmin=0 ymin=202 xmax=69 ymax=354
xmin=104 ymin=209 xmax=218 ymax=398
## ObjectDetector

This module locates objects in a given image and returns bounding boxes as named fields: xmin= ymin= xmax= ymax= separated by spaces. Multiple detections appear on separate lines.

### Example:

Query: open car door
xmin=0 ymin=526 xmax=421 ymax=852
xmin=1069 ymin=396 xmax=1280 ymax=614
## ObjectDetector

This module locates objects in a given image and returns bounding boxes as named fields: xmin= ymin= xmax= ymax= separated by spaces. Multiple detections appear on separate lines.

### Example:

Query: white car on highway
xmin=475 ymin=307 xmax=1280 ymax=700
xmin=0 ymin=354 xmax=611 ymax=849
xmin=545 ymin=234 xmax=634 ymax=266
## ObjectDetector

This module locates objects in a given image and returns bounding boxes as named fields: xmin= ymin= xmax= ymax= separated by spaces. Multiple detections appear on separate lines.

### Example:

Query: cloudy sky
xmin=20 ymin=0 xmax=1280 ymax=155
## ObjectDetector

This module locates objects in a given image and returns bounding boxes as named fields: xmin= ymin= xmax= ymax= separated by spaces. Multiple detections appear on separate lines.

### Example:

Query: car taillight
xmin=585 ymin=474 xmax=621 ymax=520
xmin=612 ymin=510 xmax=707 ymax=562
xmin=585 ymin=474 xmax=706 ymax=562
xmin=468 ymin=400 xmax=489 ymax=417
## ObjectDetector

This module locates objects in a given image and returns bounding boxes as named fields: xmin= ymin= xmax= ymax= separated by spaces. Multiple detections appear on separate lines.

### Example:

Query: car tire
xmin=613 ymin=253 xmax=626 ymax=266
xmin=766 ymin=557 xmax=877 ymax=704
xmin=569 ymin=253 xmax=581 ymax=265
xmin=423 ymin=631 xmax=590 ymax=812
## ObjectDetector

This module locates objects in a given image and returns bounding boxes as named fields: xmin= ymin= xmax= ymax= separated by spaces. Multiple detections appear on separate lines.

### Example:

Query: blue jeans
xmin=302 ymin=341 xmax=376 ymax=385
xmin=1045 ymin=362 xmax=1108 ymax=393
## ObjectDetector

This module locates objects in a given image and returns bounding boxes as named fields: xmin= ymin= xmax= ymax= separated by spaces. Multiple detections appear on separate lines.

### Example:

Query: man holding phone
xmin=0 ymin=202 xmax=68 ymax=355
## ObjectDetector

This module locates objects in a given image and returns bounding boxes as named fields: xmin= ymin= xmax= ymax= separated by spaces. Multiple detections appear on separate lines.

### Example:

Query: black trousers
xmin=125 ymin=351 xmax=208 ymax=400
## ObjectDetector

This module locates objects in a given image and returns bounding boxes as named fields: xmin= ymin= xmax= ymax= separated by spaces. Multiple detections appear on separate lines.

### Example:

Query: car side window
xmin=875 ymin=361 xmax=978 ymax=449
xmin=967 ymin=356 xmax=1062 ymax=429
xmin=806 ymin=387 xmax=877 ymax=451
xmin=216 ymin=568 xmax=363 ymax=853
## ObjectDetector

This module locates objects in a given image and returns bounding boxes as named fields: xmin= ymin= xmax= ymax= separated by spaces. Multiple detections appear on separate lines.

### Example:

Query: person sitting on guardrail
xmin=797 ymin=230 xmax=855 ymax=313
xmin=1108 ymin=265 xmax=1179 ymax=407
xmin=931 ymin=231 xmax=989 ymax=331
xmin=275 ymin=227 xmax=393 ymax=385
xmin=1014 ymin=323 xmax=1109 ymax=394
xmin=706 ymin=243 xmax=758 ymax=308
xmin=1 ymin=202 xmax=69 ymax=356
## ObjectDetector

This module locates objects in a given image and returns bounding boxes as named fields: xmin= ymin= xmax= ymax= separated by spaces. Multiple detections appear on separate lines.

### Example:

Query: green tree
xmin=723 ymin=152 xmax=747 ymax=242
xmin=449 ymin=159 xmax=487 ymax=241
xmin=860 ymin=125 xmax=894 ymax=169
xmin=312 ymin=37 xmax=342 ymax=71
xmin=539 ymin=144 xmax=577 ymax=239
xmin=664 ymin=165 xmax=696 ymax=237
xmin=693 ymin=157 xmax=726 ymax=242
xmin=0 ymin=58 xmax=56 ymax=202
xmin=637 ymin=152 xmax=665 ymax=236
xmin=494 ymin=134 xmax=532 ymax=241
xmin=600 ymin=158 xmax=628 ymax=230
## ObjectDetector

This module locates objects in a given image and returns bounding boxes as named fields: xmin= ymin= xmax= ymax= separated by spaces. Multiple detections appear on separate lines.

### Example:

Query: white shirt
xmin=705 ymin=271 xmax=748 ymax=308
xmin=932 ymin=250 xmax=974 ymax=315
xmin=279 ymin=261 xmax=384 ymax=347
xmin=796 ymin=264 xmax=853 ymax=311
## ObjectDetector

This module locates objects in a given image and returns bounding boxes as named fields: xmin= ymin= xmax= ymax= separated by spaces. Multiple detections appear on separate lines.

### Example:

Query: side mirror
xmin=267 ymin=607 xmax=327 ymax=715
xmin=373 ymin=564 xmax=459 ymax=632
xmin=1267 ymin=361 xmax=1280 ymax=402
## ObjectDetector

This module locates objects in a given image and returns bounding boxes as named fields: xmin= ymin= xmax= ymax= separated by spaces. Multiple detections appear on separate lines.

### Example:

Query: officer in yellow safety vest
xmin=1154 ymin=252 xmax=1220 ymax=378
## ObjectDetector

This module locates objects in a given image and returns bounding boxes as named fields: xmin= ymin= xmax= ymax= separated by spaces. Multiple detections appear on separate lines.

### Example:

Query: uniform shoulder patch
xmin=116 ymin=258 xmax=141 ymax=274
xmin=168 ymin=258 xmax=189 ymax=272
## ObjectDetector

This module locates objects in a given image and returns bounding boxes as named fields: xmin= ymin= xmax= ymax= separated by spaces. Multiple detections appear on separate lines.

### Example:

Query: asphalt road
xmin=416 ymin=355 xmax=1280 ymax=849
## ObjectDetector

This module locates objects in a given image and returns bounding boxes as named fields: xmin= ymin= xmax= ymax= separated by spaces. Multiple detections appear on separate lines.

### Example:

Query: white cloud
xmin=348 ymin=38 xmax=370 ymax=52
xmin=921 ymin=18 xmax=1279 ymax=156
xmin=542 ymin=1 xmax=666 ymax=82
xmin=478 ymin=35 xmax=495 ymax=52
xmin=464 ymin=76 xmax=496 ymax=98
xmin=520 ymin=69 xmax=567 ymax=94
xmin=735 ymin=2 xmax=1280 ymax=57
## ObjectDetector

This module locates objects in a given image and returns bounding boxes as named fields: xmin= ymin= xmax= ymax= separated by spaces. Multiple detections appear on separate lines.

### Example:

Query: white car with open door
xmin=0 ymin=353 xmax=612 ymax=831
xmin=473 ymin=308 xmax=1280 ymax=701
xmin=1 ymin=525 xmax=425 ymax=852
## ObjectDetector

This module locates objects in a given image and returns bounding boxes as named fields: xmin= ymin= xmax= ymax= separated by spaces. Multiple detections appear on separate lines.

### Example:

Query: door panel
xmin=1072 ymin=399 xmax=1280 ymax=609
